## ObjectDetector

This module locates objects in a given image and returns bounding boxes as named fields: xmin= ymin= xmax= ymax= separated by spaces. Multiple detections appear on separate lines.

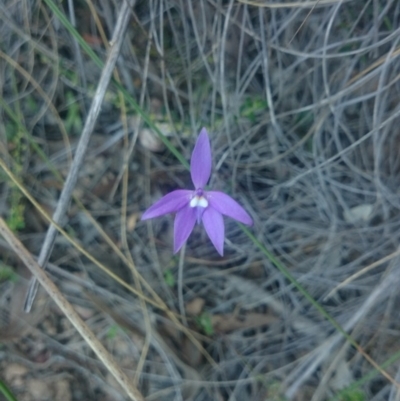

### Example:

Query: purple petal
xmin=141 ymin=190 xmax=192 ymax=220
xmin=206 ymin=191 xmax=253 ymax=226
xmin=190 ymin=128 xmax=212 ymax=189
xmin=202 ymin=207 xmax=225 ymax=256
xmin=174 ymin=204 xmax=197 ymax=253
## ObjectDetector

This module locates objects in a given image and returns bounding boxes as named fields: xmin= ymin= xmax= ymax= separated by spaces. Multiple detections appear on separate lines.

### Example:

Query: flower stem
xmin=178 ymin=242 xmax=188 ymax=326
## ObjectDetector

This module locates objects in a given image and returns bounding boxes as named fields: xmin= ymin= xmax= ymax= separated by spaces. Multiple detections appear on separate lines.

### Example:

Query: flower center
xmin=190 ymin=195 xmax=208 ymax=208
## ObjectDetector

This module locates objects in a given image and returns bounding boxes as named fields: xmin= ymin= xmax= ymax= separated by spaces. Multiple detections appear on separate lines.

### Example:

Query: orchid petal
xmin=174 ymin=204 xmax=197 ymax=253
xmin=207 ymin=191 xmax=253 ymax=226
xmin=202 ymin=207 xmax=225 ymax=256
xmin=141 ymin=190 xmax=192 ymax=220
xmin=190 ymin=128 xmax=212 ymax=189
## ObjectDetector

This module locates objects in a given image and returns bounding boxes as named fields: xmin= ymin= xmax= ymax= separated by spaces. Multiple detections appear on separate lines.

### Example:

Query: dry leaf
xmin=344 ymin=204 xmax=373 ymax=223
xmin=139 ymin=128 xmax=164 ymax=152
xmin=330 ymin=360 xmax=353 ymax=390
xmin=181 ymin=336 xmax=203 ymax=367
xmin=4 ymin=363 xmax=28 ymax=388
xmin=27 ymin=378 xmax=52 ymax=400
xmin=138 ymin=122 xmax=174 ymax=152
xmin=185 ymin=297 xmax=205 ymax=316
xmin=127 ymin=213 xmax=139 ymax=232
xmin=53 ymin=379 xmax=72 ymax=401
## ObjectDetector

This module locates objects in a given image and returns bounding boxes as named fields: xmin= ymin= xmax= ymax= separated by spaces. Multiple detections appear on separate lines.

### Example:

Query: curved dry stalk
xmin=325 ymin=246 xmax=400 ymax=300
xmin=236 ymin=0 xmax=350 ymax=8
xmin=0 ymin=218 xmax=144 ymax=401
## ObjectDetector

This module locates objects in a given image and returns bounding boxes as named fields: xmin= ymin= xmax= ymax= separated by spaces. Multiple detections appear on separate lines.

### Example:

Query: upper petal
xmin=206 ymin=191 xmax=253 ymax=226
xmin=202 ymin=207 xmax=225 ymax=256
xmin=141 ymin=190 xmax=192 ymax=220
xmin=190 ymin=128 xmax=212 ymax=189
xmin=174 ymin=204 xmax=197 ymax=253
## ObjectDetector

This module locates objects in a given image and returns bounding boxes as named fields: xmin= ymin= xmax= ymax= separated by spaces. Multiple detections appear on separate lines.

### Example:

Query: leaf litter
xmin=1 ymin=0 xmax=400 ymax=400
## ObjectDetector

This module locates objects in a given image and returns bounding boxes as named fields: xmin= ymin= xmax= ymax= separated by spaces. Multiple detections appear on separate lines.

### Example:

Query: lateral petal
xmin=202 ymin=207 xmax=225 ymax=256
xmin=141 ymin=190 xmax=192 ymax=220
xmin=207 ymin=191 xmax=253 ymax=226
xmin=174 ymin=204 xmax=197 ymax=253
xmin=190 ymin=128 xmax=212 ymax=189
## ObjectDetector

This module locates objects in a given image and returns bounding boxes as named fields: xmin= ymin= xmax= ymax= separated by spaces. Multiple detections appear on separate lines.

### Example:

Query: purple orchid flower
xmin=141 ymin=128 xmax=253 ymax=256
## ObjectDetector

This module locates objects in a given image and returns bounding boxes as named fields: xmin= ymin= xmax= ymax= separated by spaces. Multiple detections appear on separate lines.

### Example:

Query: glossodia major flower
xmin=141 ymin=128 xmax=253 ymax=256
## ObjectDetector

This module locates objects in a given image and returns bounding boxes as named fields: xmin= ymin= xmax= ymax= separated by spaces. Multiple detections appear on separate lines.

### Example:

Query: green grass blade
xmin=0 ymin=379 xmax=18 ymax=401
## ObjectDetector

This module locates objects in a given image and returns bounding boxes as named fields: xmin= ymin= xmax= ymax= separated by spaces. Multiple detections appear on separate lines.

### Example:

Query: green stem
xmin=0 ymin=379 xmax=18 ymax=401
